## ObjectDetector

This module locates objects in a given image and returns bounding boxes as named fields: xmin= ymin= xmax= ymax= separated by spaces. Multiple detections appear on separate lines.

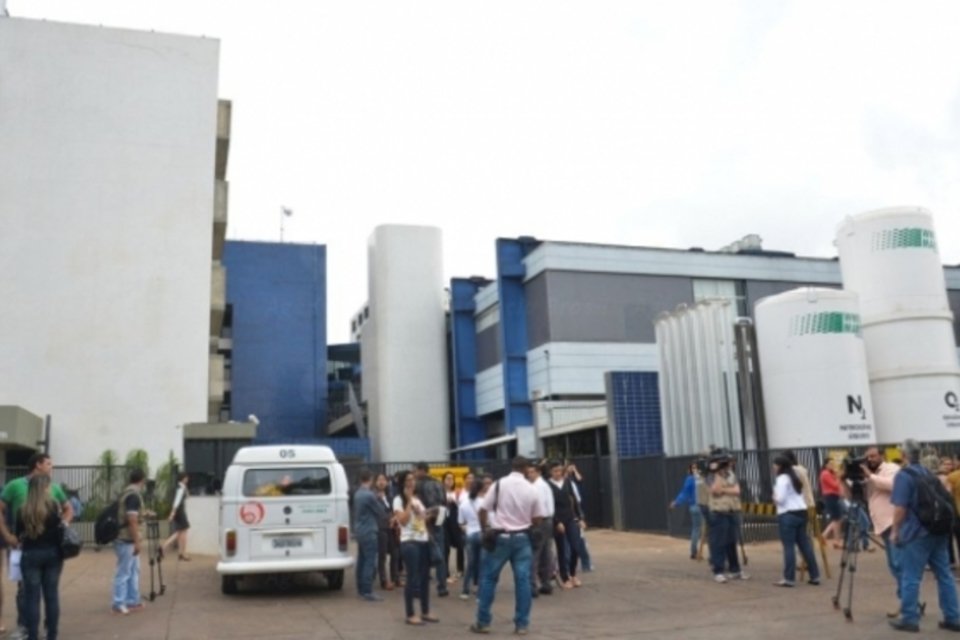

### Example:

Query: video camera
xmin=842 ymin=456 xmax=867 ymax=484
xmin=700 ymin=450 xmax=733 ymax=475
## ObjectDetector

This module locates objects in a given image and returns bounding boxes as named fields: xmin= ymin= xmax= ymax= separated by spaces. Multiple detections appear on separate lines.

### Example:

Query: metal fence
xmin=0 ymin=465 xmax=178 ymax=545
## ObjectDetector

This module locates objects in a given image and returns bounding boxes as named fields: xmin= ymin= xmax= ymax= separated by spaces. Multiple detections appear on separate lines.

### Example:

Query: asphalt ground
xmin=1 ymin=529 xmax=953 ymax=639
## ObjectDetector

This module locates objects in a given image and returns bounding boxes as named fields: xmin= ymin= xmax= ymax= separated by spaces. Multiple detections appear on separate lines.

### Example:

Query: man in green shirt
xmin=0 ymin=452 xmax=73 ymax=640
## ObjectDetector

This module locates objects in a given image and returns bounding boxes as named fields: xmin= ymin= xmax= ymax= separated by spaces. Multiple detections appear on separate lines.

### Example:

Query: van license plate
xmin=272 ymin=537 xmax=303 ymax=549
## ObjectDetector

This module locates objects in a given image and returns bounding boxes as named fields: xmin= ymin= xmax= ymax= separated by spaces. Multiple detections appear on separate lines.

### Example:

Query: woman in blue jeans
xmin=15 ymin=474 xmax=64 ymax=640
xmin=392 ymin=471 xmax=438 ymax=625
xmin=457 ymin=478 xmax=487 ymax=598
xmin=772 ymin=455 xmax=820 ymax=587
xmin=670 ymin=463 xmax=703 ymax=559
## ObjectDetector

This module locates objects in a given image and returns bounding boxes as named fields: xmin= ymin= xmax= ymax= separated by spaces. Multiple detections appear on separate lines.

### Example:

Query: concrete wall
xmin=223 ymin=241 xmax=327 ymax=441
xmin=365 ymin=225 xmax=449 ymax=461
xmin=0 ymin=19 xmax=220 ymax=464
xmin=185 ymin=496 xmax=220 ymax=556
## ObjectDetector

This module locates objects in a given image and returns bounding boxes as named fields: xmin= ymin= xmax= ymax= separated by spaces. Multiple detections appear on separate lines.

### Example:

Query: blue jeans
xmin=113 ymin=542 xmax=141 ymax=608
xmin=898 ymin=533 xmax=960 ymax=626
xmin=881 ymin=528 xmax=902 ymax=599
xmin=400 ymin=541 xmax=431 ymax=618
xmin=688 ymin=505 xmax=703 ymax=557
xmin=707 ymin=511 xmax=740 ymax=575
xmin=554 ymin=519 xmax=582 ymax=582
xmin=463 ymin=532 xmax=482 ymax=595
xmin=476 ymin=531 xmax=533 ymax=630
xmin=21 ymin=546 xmax=63 ymax=640
xmin=777 ymin=511 xmax=819 ymax=583
xmin=356 ymin=532 xmax=378 ymax=596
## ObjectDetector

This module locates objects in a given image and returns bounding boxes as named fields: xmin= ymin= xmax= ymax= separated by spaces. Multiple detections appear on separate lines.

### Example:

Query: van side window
xmin=243 ymin=468 xmax=332 ymax=497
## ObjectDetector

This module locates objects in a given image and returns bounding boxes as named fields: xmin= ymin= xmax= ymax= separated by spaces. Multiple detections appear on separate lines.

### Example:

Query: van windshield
xmin=243 ymin=468 xmax=332 ymax=497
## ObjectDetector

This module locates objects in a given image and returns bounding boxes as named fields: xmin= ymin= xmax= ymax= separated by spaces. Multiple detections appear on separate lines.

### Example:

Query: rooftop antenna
xmin=280 ymin=206 xmax=293 ymax=242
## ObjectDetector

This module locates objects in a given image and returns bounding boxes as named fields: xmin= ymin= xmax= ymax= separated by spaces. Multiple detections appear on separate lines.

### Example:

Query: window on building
xmin=693 ymin=279 xmax=746 ymax=316
xmin=476 ymin=304 xmax=500 ymax=333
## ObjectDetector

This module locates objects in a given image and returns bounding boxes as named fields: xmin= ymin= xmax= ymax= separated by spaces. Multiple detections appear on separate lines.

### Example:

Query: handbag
xmin=481 ymin=481 xmax=502 ymax=552
xmin=60 ymin=523 xmax=83 ymax=560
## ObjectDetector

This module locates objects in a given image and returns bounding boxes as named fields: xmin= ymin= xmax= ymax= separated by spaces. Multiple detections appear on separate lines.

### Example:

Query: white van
xmin=216 ymin=445 xmax=354 ymax=594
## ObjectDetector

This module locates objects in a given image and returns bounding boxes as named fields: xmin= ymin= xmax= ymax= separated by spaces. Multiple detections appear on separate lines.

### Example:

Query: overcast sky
xmin=12 ymin=0 xmax=960 ymax=342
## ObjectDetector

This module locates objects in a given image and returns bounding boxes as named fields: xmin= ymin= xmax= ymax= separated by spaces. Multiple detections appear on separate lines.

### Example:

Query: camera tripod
xmin=146 ymin=519 xmax=167 ymax=601
xmin=832 ymin=499 xmax=869 ymax=621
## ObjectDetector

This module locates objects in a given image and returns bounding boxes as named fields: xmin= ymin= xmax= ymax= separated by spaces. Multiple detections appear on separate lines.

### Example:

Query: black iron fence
xmin=0 ymin=465 xmax=178 ymax=545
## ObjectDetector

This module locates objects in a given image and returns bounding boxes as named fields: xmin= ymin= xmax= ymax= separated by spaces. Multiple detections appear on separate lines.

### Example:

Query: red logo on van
xmin=240 ymin=501 xmax=265 ymax=525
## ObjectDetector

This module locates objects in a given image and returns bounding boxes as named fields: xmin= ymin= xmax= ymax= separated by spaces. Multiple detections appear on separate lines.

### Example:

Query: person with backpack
xmin=111 ymin=469 xmax=147 ymax=616
xmin=889 ymin=439 xmax=960 ymax=633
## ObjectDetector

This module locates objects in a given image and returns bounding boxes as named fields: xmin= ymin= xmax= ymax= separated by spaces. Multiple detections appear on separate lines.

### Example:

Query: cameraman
xmin=859 ymin=446 xmax=902 ymax=615
xmin=706 ymin=456 xmax=748 ymax=583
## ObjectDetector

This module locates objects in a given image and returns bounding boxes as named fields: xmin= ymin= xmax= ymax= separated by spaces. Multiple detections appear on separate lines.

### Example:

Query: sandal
xmin=572 ymin=577 xmax=582 ymax=588
xmin=422 ymin=614 xmax=440 ymax=623
xmin=406 ymin=617 xmax=424 ymax=626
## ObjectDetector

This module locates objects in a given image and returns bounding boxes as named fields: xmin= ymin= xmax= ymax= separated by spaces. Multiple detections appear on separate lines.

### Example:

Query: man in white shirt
xmin=472 ymin=457 xmax=545 ymax=636
xmin=526 ymin=461 xmax=556 ymax=597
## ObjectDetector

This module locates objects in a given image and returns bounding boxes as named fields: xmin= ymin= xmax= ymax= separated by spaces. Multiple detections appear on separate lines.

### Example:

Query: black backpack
xmin=903 ymin=467 xmax=955 ymax=536
xmin=94 ymin=490 xmax=139 ymax=545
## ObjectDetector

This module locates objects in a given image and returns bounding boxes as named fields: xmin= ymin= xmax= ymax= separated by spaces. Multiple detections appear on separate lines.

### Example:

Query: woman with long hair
xmin=17 ymin=474 xmax=64 ymax=640
xmin=772 ymin=455 xmax=820 ymax=587
xmin=457 ymin=477 xmax=487 ymax=599
xmin=375 ymin=472 xmax=399 ymax=590
xmin=161 ymin=472 xmax=191 ymax=561
xmin=393 ymin=471 xmax=438 ymax=625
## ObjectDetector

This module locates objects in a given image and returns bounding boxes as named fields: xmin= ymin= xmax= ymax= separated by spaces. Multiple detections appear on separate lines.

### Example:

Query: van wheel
xmin=325 ymin=570 xmax=344 ymax=590
xmin=221 ymin=575 xmax=239 ymax=595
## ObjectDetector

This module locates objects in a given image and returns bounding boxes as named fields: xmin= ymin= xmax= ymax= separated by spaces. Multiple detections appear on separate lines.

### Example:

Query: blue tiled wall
xmin=224 ymin=241 xmax=327 ymax=443
xmin=609 ymin=371 xmax=663 ymax=457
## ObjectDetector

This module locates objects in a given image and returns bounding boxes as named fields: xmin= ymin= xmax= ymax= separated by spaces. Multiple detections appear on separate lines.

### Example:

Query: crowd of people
xmin=671 ymin=439 xmax=960 ymax=634
xmin=352 ymin=457 xmax=593 ymax=633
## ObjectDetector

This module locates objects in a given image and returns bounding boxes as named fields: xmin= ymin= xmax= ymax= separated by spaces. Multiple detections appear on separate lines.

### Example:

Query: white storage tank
xmin=755 ymin=288 xmax=877 ymax=448
xmin=655 ymin=300 xmax=742 ymax=455
xmin=836 ymin=207 xmax=960 ymax=442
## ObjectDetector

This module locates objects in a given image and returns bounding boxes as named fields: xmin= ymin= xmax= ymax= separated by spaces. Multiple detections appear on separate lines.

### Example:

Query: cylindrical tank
xmin=755 ymin=288 xmax=877 ymax=448
xmin=835 ymin=207 xmax=960 ymax=442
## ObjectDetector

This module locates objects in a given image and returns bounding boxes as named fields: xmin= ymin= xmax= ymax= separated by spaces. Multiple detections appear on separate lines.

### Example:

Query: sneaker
xmin=459 ymin=593 xmax=470 ymax=600
xmin=889 ymin=619 xmax=920 ymax=632
xmin=360 ymin=593 xmax=383 ymax=602
xmin=515 ymin=628 xmax=529 ymax=636
xmin=807 ymin=579 xmax=821 ymax=586
xmin=469 ymin=623 xmax=491 ymax=634
xmin=127 ymin=602 xmax=146 ymax=613
xmin=538 ymin=585 xmax=553 ymax=595
xmin=437 ymin=589 xmax=450 ymax=598
xmin=714 ymin=574 xmax=728 ymax=584
xmin=7 ymin=628 xmax=28 ymax=640
xmin=773 ymin=580 xmax=795 ymax=587
xmin=112 ymin=604 xmax=130 ymax=615
xmin=729 ymin=572 xmax=750 ymax=581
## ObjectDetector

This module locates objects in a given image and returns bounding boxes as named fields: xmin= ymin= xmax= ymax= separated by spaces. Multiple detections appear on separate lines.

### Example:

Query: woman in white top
xmin=393 ymin=471 xmax=438 ymax=625
xmin=457 ymin=478 xmax=487 ymax=599
xmin=772 ymin=455 xmax=820 ymax=587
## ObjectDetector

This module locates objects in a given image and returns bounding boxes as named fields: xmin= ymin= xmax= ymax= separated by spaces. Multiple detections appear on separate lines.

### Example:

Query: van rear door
xmin=239 ymin=466 xmax=337 ymax=560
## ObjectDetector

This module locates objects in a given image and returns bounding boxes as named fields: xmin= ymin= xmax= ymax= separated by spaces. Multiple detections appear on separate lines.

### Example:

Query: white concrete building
xmin=0 ymin=17 xmax=222 ymax=466
xmin=361 ymin=225 xmax=449 ymax=461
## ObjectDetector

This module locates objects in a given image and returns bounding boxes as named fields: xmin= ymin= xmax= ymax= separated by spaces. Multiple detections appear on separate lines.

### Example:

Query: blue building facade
xmin=224 ymin=241 xmax=327 ymax=443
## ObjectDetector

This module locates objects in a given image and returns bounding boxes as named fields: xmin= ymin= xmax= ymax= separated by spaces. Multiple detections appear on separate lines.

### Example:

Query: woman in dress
xmin=161 ymin=472 xmax=191 ymax=561
xmin=393 ymin=471 xmax=439 ymax=625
